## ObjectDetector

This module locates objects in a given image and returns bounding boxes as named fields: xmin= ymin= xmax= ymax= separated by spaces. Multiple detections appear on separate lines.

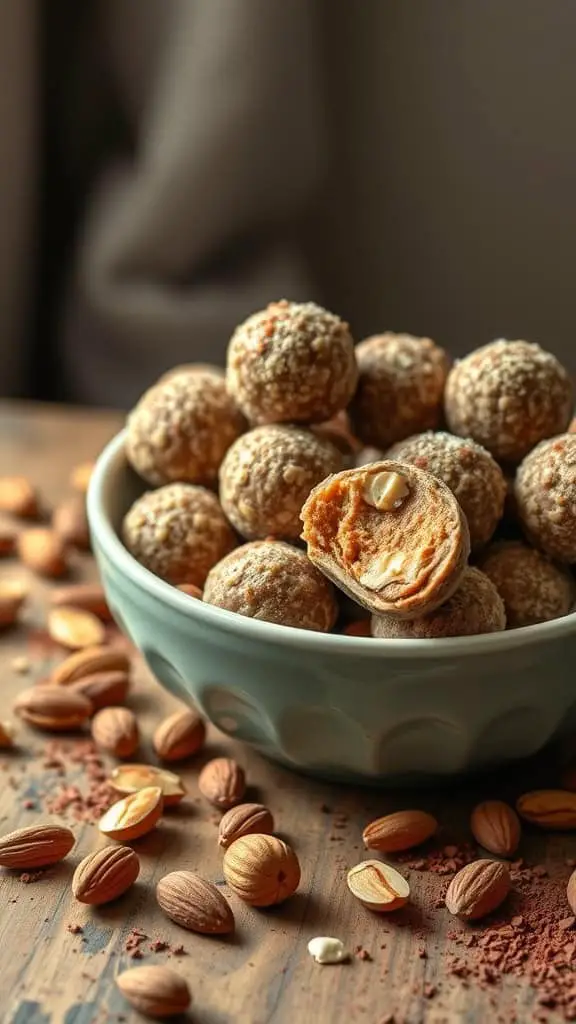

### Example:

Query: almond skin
xmin=52 ymin=494 xmax=91 ymax=550
xmin=116 ymin=965 xmax=191 ymax=1019
xmin=99 ymin=787 xmax=164 ymax=842
xmin=223 ymin=834 xmax=301 ymax=907
xmin=91 ymin=707 xmax=139 ymax=758
xmin=68 ymin=670 xmax=130 ymax=711
xmin=50 ymin=583 xmax=112 ymax=621
xmin=0 ymin=476 xmax=39 ymax=518
xmin=445 ymin=859 xmax=511 ymax=921
xmin=50 ymin=645 xmax=130 ymax=686
xmin=18 ymin=528 xmax=69 ymax=578
xmin=14 ymin=686 xmax=92 ymax=731
xmin=198 ymin=757 xmax=246 ymax=809
xmin=73 ymin=845 xmax=140 ymax=905
xmin=0 ymin=824 xmax=75 ymax=867
xmin=153 ymin=708 xmax=206 ymax=762
xmin=362 ymin=810 xmax=437 ymax=853
xmin=47 ymin=606 xmax=106 ymax=650
xmin=516 ymin=790 xmax=576 ymax=830
xmin=218 ymin=803 xmax=275 ymax=849
xmin=0 ymin=579 xmax=28 ymax=627
xmin=470 ymin=800 xmax=521 ymax=857
xmin=156 ymin=870 xmax=234 ymax=934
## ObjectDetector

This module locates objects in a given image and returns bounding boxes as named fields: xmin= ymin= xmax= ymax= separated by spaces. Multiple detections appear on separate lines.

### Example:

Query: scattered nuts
xmin=0 ymin=579 xmax=28 ymax=627
xmin=307 ymin=936 xmax=348 ymax=964
xmin=153 ymin=708 xmax=206 ymax=762
xmin=110 ymin=764 xmax=186 ymax=806
xmin=156 ymin=870 xmax=235 ymax=934
xmin=0 ymin=722 xmax=16 ymax=748
xmin=68 ymin=670 xmax=130 ymax=711
xmin=99 ymin=787 xmax=164 ymax=842
xmin=47 ymin=606 xmax=106 ymax=650
xmin=14 ymin=686 xmax=92 ymax=731
xmin=218 ymin=803 xmax=274 ymax=849
xmin=362 ymin=470 xmax=410 ymax=511
xmin=470 ymin=800 xmax=521 ymax=857
xmin=0 ymin=824 xmax=75 ymax=868
xmin=0 ymin=476 xmax=39 ymax=518
xmin=52 ymin=494 xmax=91 ymax=550
xmin=50 ymin=583 xmax=112 ymax=621
xmin=73 ymin=845 xmax=140 ymax=905
xmin=198 ymin=757 xmax=246 ymax=809
xmin=50 ymin=645 xmax=130 ymax=686
xmin=70 ymin=461 xmax=94 ymax=493
xmin=445 ymin=859 xmax=511 ymax=921
xmin=116 ymin=964 xmax=191 ymax=1019
xmin=347 ymin=860 xmax=410 ymax=913
xmin=223 ymin=834 xmax=300 ymax=906
xmin=516 ymin=790 xmax=576 ymax=830
xmin=362 ymin=810 xmax=437 ymax=853
xmin=91 ymin=707 xmax=139 ymax=758
xmin=17 ymin=528 xmax=68 ymax=578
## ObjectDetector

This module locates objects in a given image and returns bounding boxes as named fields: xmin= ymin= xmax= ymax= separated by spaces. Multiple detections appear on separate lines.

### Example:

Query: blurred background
xmin=1 ymin=0 xmax=575 ymax=409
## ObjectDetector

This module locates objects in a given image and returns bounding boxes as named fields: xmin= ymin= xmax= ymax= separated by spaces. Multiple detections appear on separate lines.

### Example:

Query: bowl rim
xmin=88 ymin=429 xmax=576 ymax=660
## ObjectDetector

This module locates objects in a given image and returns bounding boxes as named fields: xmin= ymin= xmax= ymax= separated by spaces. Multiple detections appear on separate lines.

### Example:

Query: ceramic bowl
xmin=88 ymin=430 xmax=576 ymax=784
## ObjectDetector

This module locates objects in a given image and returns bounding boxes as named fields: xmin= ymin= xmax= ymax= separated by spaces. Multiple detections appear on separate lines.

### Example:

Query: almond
xmin=568 ymin=869 xmax=576 ymax=915
xmin=0 ymin=823 xmax=75 ymax=867
xmin=110 ymin=764 xmax=186 ymax=806
xmin=50 ymin=645 xmax=130 ymax=686
xmin=50 ymin=583 xmax=112 ymax=622
xmin=470 ymin=800 xmax=521 ymax=857
xmin=445 ymin=859 xmax=511 ymax=921
xmin=72 ymin=845 xmax=140 ymax=905
xmin=0 ymin=721 xmax=16 ymax=748
xmin=70 ymin=461 xmax=94 ymax=494
xmin=218 ymin=803 xmax=274 ymax=849
xmin=18 ymin=528 xmax=68 ymax=578
xmin=117 ymin=964 xmax=191 ymax=1019
xmin=516 ymin=790 xmax=576 ymax=830
xmin=91 ymin=707 xmax=139 ymax=758
xmin=0 ymin=529 xmax=17 ymax=557
xmin=223 ymin=834 xmax=300 ymax=906
xmin=177 ymin=583 xmax=203 ymax=599
xmin=156 ymin=870 xmax=234 ymax=934
xmin=99 ymin=786 xmax=163 ymax=841
xmin=0 ymin=579 xmax=28 ymax=627
xmin=347 ymin=860 xmax=410 ymax=913
xmin=52 ymin=495 xmax=91 ymax=551
xmin=0 ymin=476 xmax=39 ymax=518
xmin=47 ymin=606 xmax=106 ymax=650
xmin=68 ymin=670 xmax=130 ymax=711
xmin=362 ymin=810 xmax=437 ymax=853
xmin=153 ymin=708 xmax=206 ymax=762
xmin=14 ymin=686 xmax=92 ymax=731
xmin=198 ymin=757 xmax=246 ymax=809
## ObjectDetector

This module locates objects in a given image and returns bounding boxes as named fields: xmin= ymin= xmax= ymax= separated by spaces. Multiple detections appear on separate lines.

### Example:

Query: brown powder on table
xmin=42 ymin=739 xmax=116 ymax=822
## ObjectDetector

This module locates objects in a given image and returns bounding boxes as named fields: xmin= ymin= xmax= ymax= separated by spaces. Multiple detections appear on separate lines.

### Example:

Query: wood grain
xmin=0 ymin=401 xmax=573 ymax=1024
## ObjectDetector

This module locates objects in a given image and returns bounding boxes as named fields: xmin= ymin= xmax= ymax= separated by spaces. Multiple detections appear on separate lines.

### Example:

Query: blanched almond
xmin=91 ymin=707 xmax=139 ymax=758
xmin=50 ymin=583 xmax=112 ymax=622
xmin=48 ymin=606 xmax=106 ymax=650
xmin=0 ymin=823 xmax=75 ymax=867
xmin=73 ymin=845 xmax=140 ymax=905
xmin=347 ymin=860 xmax=410 ymax=913
xmin=50 ymin=645 xmax=130 ymax=686
xmin=198 ymin=757 xmax=245 ymax=809
xmin=0 ymin=476 xmax=39 ymax=518
xmin=153 ymin=708 xmax=206 ymax=762
xmin=0 ymin=579 xmax=28 ymax=627
xmin=52 ymin=495 xmax=90 ymax=551
xmin=156 ymin=870 xmax=234 ymax=934
xmin=68 ymin=670 xmax=130 ymax=711
xmin=110 ymin=764 xmax=186 ymax=806
xmin=18 ymin=528 xmax=68 ymax=578
xmin=99 ymin=787 xmax=164 ymax=841
xmin=117 ymin=964 xmax=191 ymax=1018
xmin=14 ymin=686 xmax=92 ymax=731
xmin=363 ymin=810 xmax=437 ymax=853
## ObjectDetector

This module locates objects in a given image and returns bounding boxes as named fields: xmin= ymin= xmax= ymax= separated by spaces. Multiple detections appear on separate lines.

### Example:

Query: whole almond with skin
xmin=50 ymin=583 xmax=112 ymax=621
xmin=156 ymin=870 xmax=234 ymax=934
xmin=153 ymin=708 xmax=206 ymax=762
xmin=0 ymin=824 xmax=75 ymax=867
xmin=0 ymin=579 xmax=28 ymax=627
xmin=218 ymin=803 xmax=274 ymax=849
xmin=445 ymin=859 xmax=511 ymax=921
xmin=47 ymin=606 xmax=106 ymax=650
xmin=568 ymin=869 xmax=576 ymax=915
xmin=0 ymin=476 xmax=39 ymax=518
xmin=0 ymin=722 xmax=16 ymax=748
xmin=110 ymin=764 xmax=186 ymax=806
xmin=68 ymin=670 xmax=130 ymax=711
xmin=223 ymin=834 xmax=300 ymax=906
xmin=347 ymin=860 xmax=410 ymax=913
xmin=50 ymin=645 xmax=130 ymax=686
xmin=198 ymin=757 xmax=246 ymax=809
xmin=53 ymin=494 xmax=91 ymax=551
xmin=516 ymin=790 xmax=576 ymax=830
xmin=99 ymin=787 xmax=164 ymax=841
xmin=362 ymin=810 xmax=437 ymax=853
xmin=73 ymin=845 xmax=140 ymax=905
xmin=470 ymin=800 xmax=521 ymax=857
xmin=117 ymin=965 xmax=191 ymax=1019
xmin=18 ymin=528 xmax=68 ymax=578
xmin=91 ymin=707 xmax=139 ymax=758
xmin=0 ymin=529 xmax=17 ymax=557
xmin=177 ymin=583 xmax=203 ymax=599
xmin=14 ymin=686 xmax=92 ymax=731
xmin=70 ymin=461 xmax=94 ymax=494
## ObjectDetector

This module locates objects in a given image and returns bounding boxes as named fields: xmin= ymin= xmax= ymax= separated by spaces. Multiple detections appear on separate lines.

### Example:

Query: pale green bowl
xmin=88 ymin=430 xmax=576 ymax=783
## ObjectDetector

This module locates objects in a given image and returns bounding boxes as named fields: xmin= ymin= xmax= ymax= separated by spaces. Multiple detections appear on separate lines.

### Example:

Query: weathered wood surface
xmin=0 ymin=401 xmax=573 ymax=1024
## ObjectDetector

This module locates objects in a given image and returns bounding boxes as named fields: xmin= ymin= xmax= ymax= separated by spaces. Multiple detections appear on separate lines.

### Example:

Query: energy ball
xmin=371 ymin=568 xmax=506 ymax=639
xmin=123 ymin=483 xmax=236 ymax=587
xmin=126 ymin=369 xmax=246 ymax=487
xmin=301 ymin=461 xmax=470 ymax=619
xmin=348 ymin=333 xmax=450 ymax=449
xmin=219 ymin=425 xmax=342 ymax=541
xmin=388 ymin=431 xmax=506 ymax=549
xmin=157 ymin=362 xmax=224 ymax=383
xmin=515 ymin=433 xmax=576 ymax=562
xmin=478 ymin=540 xmax=574 ymax=629
xmin=203 ymin=540 xmax=338 ymax=632
xmin=444 ymin=339 xmax=573 ymax=463
xmin=226 ymin=300 xmax=358 ymax=425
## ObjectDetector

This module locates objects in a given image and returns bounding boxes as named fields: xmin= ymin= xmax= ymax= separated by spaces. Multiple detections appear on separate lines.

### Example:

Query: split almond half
xmin=110 ymin=764 xmax=186 ymax=806
xmin=99 ymin=786 xmax=164 ymax=841
xmin=347 ymin=860 xmax=410 ymax=913
xmin=47 ymin=606 xmax=106 ymax=650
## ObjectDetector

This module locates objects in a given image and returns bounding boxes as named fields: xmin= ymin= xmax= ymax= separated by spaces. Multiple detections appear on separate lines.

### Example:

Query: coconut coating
xmin=515 ymin=433 xmax=576 ymax=562
xmin=203 ymin=541 xmax=338 ymax=632
xmin=388 ymin=431 xmax=506 ymax=549
xmin=478 ymin=540 xmax=574 ymax=629
xmin=348 ymin=333 xmax=449 ymax=449
xmin=371 ymin=568 xmax=506 ymax=639
xmin=226 ymin=300 xmax=358 ymax=425
xmin=126 ymin=370 xmax=246 ymax=487
xmin=219 ymin=425 xmax=342 ymax=541
xmin=123 ymin=484 xmax=237 ymax=587
xmin=444 ymin=340 xmax=573 ymax=463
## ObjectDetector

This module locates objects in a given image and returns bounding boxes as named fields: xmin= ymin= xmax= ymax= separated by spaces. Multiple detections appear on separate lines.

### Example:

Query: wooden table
xmin=0 ymin=401 xmax=573 ymax=1024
